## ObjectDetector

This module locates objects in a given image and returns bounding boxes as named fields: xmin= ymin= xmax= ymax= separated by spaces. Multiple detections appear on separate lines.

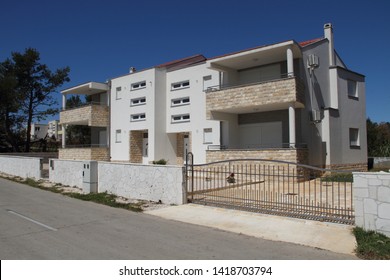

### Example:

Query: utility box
xmin=82 ymin=161 xmax=98 ymax=193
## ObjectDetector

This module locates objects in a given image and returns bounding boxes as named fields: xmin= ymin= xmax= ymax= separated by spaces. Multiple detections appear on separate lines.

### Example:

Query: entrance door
xmin=142 ymin=133 xmax=148 ymax=164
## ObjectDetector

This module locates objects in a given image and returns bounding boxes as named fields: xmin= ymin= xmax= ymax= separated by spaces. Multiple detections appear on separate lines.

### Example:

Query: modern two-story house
xmin=59 ymin=23 xmax=367 ymax=170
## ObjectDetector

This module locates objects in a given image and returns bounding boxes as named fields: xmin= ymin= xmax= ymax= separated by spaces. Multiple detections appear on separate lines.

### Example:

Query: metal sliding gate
xmin=185 ymin=153 xmax=354 ymax=225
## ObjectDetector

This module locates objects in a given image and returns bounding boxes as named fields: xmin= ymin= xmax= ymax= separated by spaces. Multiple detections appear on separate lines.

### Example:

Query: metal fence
xmin=185 ymin=153 xmax=354 ymax=225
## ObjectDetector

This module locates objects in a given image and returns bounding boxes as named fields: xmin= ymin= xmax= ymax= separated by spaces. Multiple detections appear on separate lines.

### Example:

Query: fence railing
xmin=186 ymin=156 xmax=354 ymax=224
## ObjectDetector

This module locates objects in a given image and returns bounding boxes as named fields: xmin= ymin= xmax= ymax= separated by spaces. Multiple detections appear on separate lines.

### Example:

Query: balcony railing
xmin=60 ymin=102 xmax=109 ymax=127
xmin=207 ymin=143 xmax=308 ymax=150
xmin=59 ymin=145 xmax=110 ymax=161
xmin=206 ymin=73 xmax=295 ymax=93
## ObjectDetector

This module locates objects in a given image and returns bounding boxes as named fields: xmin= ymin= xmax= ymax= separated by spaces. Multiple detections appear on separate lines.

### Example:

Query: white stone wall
xmin=49 ymin=159 xmax=84 ymax=188
xmin=353 ymin=172 xmax=390 ymax=237
xmin=0 ymin=155 xmax=42 ymax=179
xmin=98 ymin=162 xmax=185 ymax=205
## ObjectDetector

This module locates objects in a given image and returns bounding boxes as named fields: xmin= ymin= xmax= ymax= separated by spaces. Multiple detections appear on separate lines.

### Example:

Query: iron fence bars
xmin=186 ymin=157 xmax=355 ymax=225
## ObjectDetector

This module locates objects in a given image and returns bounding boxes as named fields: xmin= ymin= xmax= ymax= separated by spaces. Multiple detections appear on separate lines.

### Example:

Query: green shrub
xmin=153 ymin=159 xmax=168 ymax=165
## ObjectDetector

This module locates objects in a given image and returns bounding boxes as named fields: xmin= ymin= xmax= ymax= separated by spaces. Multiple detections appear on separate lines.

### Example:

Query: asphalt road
xmin=0 ymin=177 xmax=356 ymax=259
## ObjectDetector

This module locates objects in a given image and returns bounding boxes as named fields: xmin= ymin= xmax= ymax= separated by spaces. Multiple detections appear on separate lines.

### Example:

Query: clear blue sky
xmin=1 ymin=0 xmax=389 ymax=122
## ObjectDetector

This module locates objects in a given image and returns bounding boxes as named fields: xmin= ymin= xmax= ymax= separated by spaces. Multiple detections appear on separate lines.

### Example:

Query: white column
xmin=62 ymin=94 xmax=66 ymax=110
xmin=289 ymin=105 xmax=296 ymax=148
xmin=287 ymin=47 xmax=294 ymax=77
xmin=62 ymin=125 xmax=66 ymax=149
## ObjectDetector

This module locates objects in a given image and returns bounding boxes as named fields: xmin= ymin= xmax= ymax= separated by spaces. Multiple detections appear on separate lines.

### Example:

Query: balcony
xmin=206 ymin=77 xmax=305 ymax=119
xmin=60 ymin=102 xmax=109 ymax=127
xmin=206 ymin=147 xmax=308 ymax=165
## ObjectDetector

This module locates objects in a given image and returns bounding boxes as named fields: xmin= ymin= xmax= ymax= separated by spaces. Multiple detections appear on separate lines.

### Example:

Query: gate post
xmin=185 ymin=152 xmax=194 ymax=202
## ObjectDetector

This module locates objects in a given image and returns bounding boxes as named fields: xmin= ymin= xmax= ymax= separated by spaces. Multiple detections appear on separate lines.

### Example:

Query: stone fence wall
xmin=353 ymin=172 xmax=390 ymax=237
xmin=49 ymin=159 xmax=84 ymax=188
xmin=0 ymin=155 xmax=42 ymax=179
xmin=99 ymin=162 xmax=185 ymax=205
xmin=47 ymin=159 xmax=185 ymax=205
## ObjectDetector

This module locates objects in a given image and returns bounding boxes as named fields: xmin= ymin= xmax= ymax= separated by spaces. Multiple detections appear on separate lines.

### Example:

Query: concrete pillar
xmin=287 ymin=47 xmax=294 ymax=77
xmin=62 ymin=125 xmax=66 ymax=149
xmin=62 ymin=94 xmax=66 ymax=110
xmin=289 ymin=105 xmax=296 ymax=147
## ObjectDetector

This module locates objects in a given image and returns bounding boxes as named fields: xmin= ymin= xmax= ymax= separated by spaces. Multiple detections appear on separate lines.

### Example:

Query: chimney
xmin=129 ymin=67 xmax=136 ymax=74
xmin=324 ymin=23 xmax=335 ymax=66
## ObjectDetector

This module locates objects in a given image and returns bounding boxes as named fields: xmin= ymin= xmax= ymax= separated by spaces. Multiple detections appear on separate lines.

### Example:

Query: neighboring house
xmin=30 ymin=123 xmax=48 ymax=140
xmin=47 ymin=120 xmax=60 ymax=140
xmin=59 ymin=23 xmax=367 ymax=170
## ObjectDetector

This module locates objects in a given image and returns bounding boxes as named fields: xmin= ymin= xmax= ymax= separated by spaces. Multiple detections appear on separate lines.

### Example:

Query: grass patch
xmin=353 ymin=227 xmax=390 ymax=259
xmin=66 ymin=192 xmax=144 ymax=212
xmin=0 ymin=175 xmax=144 ymax=212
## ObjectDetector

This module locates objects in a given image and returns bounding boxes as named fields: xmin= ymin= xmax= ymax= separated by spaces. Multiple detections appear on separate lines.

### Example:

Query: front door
xmin=142 ymin=133 xmax=148 ymax=164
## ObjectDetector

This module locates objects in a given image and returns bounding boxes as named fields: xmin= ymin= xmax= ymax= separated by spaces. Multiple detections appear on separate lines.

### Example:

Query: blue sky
xmin=1 ymin=0 xmax=389 ymax=122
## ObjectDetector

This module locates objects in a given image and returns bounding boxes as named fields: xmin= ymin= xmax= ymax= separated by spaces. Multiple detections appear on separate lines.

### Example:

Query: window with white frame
xmin=115 ymin=129 xmax=122 ymax=143
xmin=131 ymin=113 xmax=146 ymax=122
xmin=171 ymin=80 xmax=190 ymax=91
xmin=347 ymin=80 xmax=358 ymax=98
xmin=116 ymin=87 xmax=122 ymax=99
xmin=171 ymin=114 xmax=190 ymax=123
xmin=131 ymin=81 xmax=146 ymax=91
xmin=171 ymin=97 xmax=190 ymax=107
xmin=131 ymin=97 xmax=146 ymax=106
xmin=349 ymin=128 xmax=360 ymax=147
xmin=203 ymin=128 xmax=213 ymax=144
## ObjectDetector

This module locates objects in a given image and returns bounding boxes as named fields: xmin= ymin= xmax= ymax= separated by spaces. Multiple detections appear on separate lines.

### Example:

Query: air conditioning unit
xmin=310 ymin=110 xmax=321 ymax=123
xmin=307 ymin=54 xmax=319 ymax=68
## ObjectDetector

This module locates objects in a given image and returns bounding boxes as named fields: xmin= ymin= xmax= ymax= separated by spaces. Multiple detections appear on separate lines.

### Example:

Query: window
xmin=115 ymin=129 xmax=122 ymax=143
xmin=131 ymin=113 xmax=146 ymax=122
xmin=171 ymin=97 xmax=190 ymax=107
xmin=347 ymin=80 xmax=358 ymax=98
xmin=116 ymin=87 xmax=122 ymax=99
xmin=171 ymin=114 xmax=190 ymax=123
xmin=203 ymin=128 xmax=213 ymax=144
xmin=349 ymin=128 xmax=360 ymax=148
xmin=171 ymin=80 xmax=190 ymax=90
xmin=131 ymin=97 xmax=146 ymax=106
xmin=131 ymin=81 xmax=146 ymax=91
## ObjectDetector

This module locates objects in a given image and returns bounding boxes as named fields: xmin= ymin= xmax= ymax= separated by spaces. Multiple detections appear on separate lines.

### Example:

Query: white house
xmin=30 ymin=123 xmax=48 ymax=140
xmin=59 ymin=23 xmax=367 ymax=170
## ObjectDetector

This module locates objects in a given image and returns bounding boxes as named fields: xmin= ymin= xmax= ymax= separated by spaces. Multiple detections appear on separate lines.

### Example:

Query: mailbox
xmin=82 ymin=161 xmax=98 ymax=193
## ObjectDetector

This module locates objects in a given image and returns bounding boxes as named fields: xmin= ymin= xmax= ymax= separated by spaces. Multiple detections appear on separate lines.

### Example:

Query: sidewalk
xmin=147 ymin=204 xmax=356 ymax=255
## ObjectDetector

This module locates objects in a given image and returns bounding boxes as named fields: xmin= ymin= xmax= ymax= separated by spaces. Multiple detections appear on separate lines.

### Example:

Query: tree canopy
xmin=0 ymin=48 xmax=70 ymax=152
xmin=367 ymin=118 xmax=390 ymax=157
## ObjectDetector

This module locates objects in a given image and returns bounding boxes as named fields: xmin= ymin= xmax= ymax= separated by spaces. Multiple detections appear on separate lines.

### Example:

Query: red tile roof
xmin=299 ymin=38 xmax=323 ymax=47
xmin=156 ymin=54 xmax=206 ymax=69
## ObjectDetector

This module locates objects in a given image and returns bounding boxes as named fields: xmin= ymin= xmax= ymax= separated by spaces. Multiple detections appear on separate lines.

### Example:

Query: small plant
xmin=353 ymin=227 xmax=390 ymax=259
xmin=321 ymin=173 xmax=353 ymax=182
xmin=153 ymin=159 xmax=168 ymax=165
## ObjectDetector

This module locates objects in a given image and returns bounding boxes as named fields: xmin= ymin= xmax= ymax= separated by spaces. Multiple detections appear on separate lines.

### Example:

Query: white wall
xmin=0 ymin=155 xmax=42 ymax=179
xmin=354 ymin=172 xmax=390 ymax=237
xmin=110 ymin=69 xmax=156 ymax=161
xmin=166 ymin=63 xmax=220 ymax=163
xmin=98 ymin=162 xmax=185 ymax=205
xmin=49 ymin=159 xmax=84 ymax=188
